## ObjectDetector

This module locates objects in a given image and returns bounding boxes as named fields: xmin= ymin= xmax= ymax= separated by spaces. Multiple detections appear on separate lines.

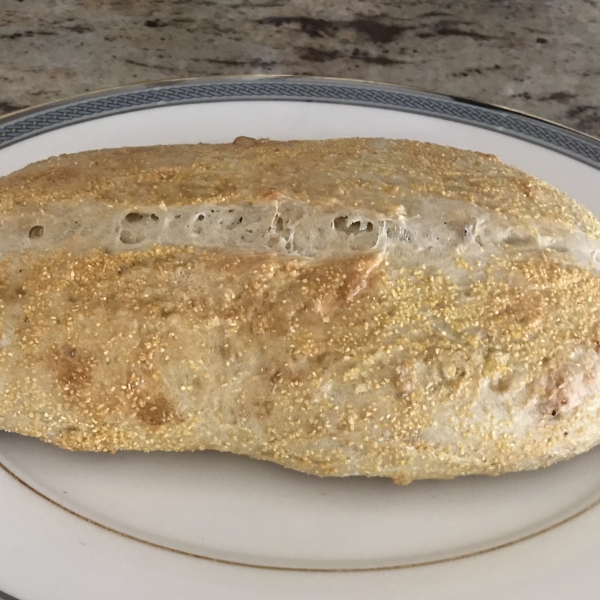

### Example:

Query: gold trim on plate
xmin=1 ymin=458 xmax=599 ymax=572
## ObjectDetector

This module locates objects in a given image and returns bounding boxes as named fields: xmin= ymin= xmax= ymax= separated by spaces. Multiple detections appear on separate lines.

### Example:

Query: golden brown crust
xmin=1 ymin=243 xmax=600 ymax=481
xmin=2 ymin=138 xmax=600 ymax=483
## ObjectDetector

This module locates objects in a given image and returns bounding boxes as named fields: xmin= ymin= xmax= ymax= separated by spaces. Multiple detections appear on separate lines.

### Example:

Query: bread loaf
xmin=1 ymin=137 xmax=600 ymax=483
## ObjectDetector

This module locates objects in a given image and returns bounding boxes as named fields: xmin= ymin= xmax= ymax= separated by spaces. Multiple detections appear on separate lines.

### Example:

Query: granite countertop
xmin=0 ymin=0 xmax=598 ymax=136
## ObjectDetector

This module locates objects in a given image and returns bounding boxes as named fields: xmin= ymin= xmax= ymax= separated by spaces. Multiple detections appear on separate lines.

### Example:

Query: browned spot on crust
xmin=136 ymin=394 xmax=176 ymax=426
xmin=54 ymin=346 xmax=95 ymax=397
xmin=314 ymin=351 xmax=338 ymax=369
xmin=0 ymin=283 xmax=28 ymax=303
xmin=337 ymin=253 xmax=383 ymax=302
xmin=258 ymin=187 xmax=285 ymax=201
xmin=540 ymin=371 xmax=571 ymax=418
xmin=253 ymin=398 xmax=275 ymax=419
xmin=490 ymin=375 xmax=513 ymax=393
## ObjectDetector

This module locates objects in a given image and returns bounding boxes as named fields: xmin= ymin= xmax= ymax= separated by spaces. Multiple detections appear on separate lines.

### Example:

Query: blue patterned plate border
xmin=0 ymin=75 xmax=599 ymax=168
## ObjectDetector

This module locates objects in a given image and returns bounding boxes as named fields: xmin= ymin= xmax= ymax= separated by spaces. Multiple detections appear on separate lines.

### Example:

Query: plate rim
xmin=0 ymin=74 xmax=599 ymax=168
xmin=4 ymin=452 xmax=600 ymax=573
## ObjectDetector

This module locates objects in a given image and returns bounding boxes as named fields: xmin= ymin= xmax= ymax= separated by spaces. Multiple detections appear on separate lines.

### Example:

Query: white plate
xmin=1 ymin=76 xmax=600 ymax=600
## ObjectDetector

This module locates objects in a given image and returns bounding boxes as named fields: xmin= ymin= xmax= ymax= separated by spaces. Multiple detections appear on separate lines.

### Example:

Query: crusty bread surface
xmin=2 ymin=137 xmax=600 ymax=484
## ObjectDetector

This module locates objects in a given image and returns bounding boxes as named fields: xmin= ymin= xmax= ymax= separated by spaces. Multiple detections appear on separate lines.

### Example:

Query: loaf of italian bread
xmin=1 ymin=137 xmax=600 ymax=483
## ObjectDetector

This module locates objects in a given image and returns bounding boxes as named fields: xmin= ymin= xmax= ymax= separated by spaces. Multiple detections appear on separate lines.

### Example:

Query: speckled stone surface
xmin=0 ymin=0 xmax=599 ymax=136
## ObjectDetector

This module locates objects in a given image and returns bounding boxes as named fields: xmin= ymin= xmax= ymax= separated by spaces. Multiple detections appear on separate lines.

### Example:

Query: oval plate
xmin=1 ymin=76 xmax=600 ymax=600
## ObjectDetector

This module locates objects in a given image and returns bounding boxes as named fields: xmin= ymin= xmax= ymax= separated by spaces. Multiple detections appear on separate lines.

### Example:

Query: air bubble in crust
xmin=334 ymin=215 xmax=375 ymax=235
xmin=123 ymin=212 xmax=160 ymax=224
xmin=120 ymin=211 xmax=161 ymax=245
xmin=193 ymin=214 xmax=206 ymax=235
xmin=120 ymin=230 xmax=146 ymax=245
xmin=125 ymin=212 xmax=144 ymax=223
xmin=29 ymin=225 xmax=44 ymax=239
xmin=226 ymin=216 xmax=243 ymax=230
xmin=332 ymin=214 xmax=381 ymax=251
xmin=503 ymin=230 xmax=534 ymax=246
